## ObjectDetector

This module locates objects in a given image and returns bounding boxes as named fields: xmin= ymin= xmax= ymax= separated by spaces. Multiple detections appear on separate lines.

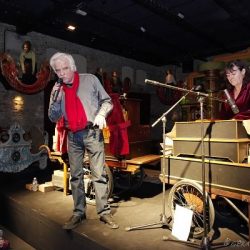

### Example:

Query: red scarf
xmin=63 ymin=72 xmax=87 ymax=132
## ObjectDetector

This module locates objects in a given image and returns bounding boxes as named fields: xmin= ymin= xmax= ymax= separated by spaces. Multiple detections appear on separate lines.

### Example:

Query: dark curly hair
xmin=224 ymin=60 xmax=250 ymax=89
xmin=22 ymin=40 xmax=32 ymax=50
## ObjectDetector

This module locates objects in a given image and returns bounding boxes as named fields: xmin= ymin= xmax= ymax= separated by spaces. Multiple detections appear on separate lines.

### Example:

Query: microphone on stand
xmin=223 ymin=89 xmax=239 ymax=114
xmin=194 ymin=84 xmax=204 ymax=92
xmin=52 ymin=78 xmax=63 ymax=102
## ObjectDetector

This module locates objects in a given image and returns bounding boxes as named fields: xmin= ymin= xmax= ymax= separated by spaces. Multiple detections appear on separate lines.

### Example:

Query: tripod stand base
xmin=162 ymin=236 xmax=204 ymax=249
xmin=125 ymin=214 xmax=171 ymax=232
xmin=163 ymin=234 xmax=225 ymax=249
xmin=200 ymin=236 xmax=211 ymax=250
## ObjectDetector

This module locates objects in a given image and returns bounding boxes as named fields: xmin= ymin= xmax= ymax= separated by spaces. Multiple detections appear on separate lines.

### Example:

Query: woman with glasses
xmin=220 ymin=60 xmax=250 ymax=120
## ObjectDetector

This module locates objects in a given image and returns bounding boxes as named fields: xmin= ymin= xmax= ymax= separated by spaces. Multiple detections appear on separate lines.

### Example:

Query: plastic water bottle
xmin=32 ymin=177 xmax=38 ymax=192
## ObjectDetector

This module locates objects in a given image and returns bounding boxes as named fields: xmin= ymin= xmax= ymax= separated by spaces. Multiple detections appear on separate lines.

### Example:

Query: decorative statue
xmin=19 ymin=40 xmax=37 ymax=84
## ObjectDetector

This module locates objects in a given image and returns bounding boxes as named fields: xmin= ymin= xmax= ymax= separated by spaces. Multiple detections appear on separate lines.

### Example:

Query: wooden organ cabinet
xmin=104 ymin=96 xmax=153 ymax=159
xmin=123 ymin=97 xmax=152 ymax=159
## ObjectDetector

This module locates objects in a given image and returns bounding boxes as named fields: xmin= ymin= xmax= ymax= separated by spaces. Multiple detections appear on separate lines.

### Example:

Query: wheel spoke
xmin=168 ymin=180 xmax=215 ymax=239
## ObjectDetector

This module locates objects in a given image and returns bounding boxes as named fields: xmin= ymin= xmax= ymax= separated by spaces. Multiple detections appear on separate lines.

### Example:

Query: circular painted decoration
xmin=12 ymin=151 xmax=21 ymax=162
xmin=12 ymin=132 xmax=21 ymax=143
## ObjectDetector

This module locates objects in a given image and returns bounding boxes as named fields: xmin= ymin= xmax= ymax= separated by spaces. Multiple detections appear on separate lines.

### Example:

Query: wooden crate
xmin=173 ymin=138 xmax=249 ymax=163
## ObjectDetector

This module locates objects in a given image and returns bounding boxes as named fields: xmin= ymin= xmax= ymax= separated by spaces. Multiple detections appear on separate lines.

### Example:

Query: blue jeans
xmin=67 ymin=128 xmax=110 ymax=216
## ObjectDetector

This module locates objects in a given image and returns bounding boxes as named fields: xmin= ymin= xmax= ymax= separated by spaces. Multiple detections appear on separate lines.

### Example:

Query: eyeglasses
xmin=226 ymin=69 xmax=239 ymax=77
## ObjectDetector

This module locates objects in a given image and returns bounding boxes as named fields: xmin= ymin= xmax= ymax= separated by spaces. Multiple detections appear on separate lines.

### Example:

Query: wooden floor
xmin=0 ymin=165 xmax=249 ymax=250
xmin=0 ymin=225 xmax=35 ymax=250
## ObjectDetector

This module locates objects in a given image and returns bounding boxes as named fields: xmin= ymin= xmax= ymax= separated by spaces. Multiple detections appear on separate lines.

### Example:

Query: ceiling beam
xmin=214 ymin=0 xmax=250 ymax=32
xmin=133 ymin=0 xmax=228 ymax=51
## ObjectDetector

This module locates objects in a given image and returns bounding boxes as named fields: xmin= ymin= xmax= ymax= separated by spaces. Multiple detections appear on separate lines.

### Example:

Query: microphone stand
xmin=145 ymin=79 xmax=225 ymax=249
xmin=125 ymin=88 xmax=192 ymax=232
xmin=145 ymin=79 xmax=224 ymax=103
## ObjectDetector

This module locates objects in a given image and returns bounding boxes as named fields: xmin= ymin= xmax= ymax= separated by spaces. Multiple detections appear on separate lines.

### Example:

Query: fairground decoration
xmin=0 ymin=53 xmax=51 ymax=94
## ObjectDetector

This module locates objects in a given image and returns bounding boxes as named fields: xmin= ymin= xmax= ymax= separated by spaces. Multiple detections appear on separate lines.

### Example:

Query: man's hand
xmin=93 ymin=114 xmax=106 ymax=129
xmin=51 ymin=82 xmax=63 ymax=103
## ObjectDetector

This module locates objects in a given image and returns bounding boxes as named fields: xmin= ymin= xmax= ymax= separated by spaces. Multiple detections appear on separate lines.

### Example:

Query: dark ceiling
xmin=1 ymin=0 xmax=250 ymax=66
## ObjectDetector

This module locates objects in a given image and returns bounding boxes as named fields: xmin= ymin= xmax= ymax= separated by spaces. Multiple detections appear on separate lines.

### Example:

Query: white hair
xmin=49 ymin=52 xmax=77 ymax=72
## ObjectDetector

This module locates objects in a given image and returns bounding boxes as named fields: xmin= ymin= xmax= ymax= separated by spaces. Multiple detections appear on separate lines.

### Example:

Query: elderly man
xmin=48 ymin=52 xmax=118 ymax=230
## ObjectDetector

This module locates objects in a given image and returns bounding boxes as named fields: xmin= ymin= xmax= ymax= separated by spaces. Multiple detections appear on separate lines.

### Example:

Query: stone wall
xmin=0 ymin=21 xmax=189 ymax=140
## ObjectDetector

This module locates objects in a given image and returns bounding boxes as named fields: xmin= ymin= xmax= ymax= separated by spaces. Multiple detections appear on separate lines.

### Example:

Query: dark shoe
xmin=100 ymin=214 xmax=119 ymax=229
xmin=62 ymin=214 xmax=85 ymax=230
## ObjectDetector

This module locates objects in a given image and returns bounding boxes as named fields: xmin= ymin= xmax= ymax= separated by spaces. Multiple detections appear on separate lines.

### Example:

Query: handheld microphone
xmin=223 ymin=89 xmax=239 ymax=114
xmin=52 ymin=78 xmax=63 ymax=102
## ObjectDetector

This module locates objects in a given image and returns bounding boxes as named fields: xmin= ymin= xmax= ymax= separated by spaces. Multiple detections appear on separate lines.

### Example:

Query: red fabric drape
xmin=107 ymin=93 xmax=130 ymax=156
xmin=55 ymin=116 xmax=68 ymax=154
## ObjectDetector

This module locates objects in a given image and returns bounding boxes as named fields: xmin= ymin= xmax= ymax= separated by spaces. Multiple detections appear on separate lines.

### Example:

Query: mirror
xmin=0 ymin=53 xmax=51 ymax=94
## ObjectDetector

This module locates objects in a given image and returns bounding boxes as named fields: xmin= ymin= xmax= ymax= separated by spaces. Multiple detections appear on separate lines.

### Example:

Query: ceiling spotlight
xmin=76 ymin=9 xmax=87 ymax=16
xmin=140 ymin=26 xmax=146 ymax=32
xmin=67 ymin=25 xmax=76 ymax=31
xmin=177 ymin=12 xmax=184 ymax=19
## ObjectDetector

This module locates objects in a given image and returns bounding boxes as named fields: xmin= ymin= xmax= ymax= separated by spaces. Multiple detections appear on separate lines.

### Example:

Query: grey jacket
xmin=48 ymin=73 xmax=113 ymax=126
